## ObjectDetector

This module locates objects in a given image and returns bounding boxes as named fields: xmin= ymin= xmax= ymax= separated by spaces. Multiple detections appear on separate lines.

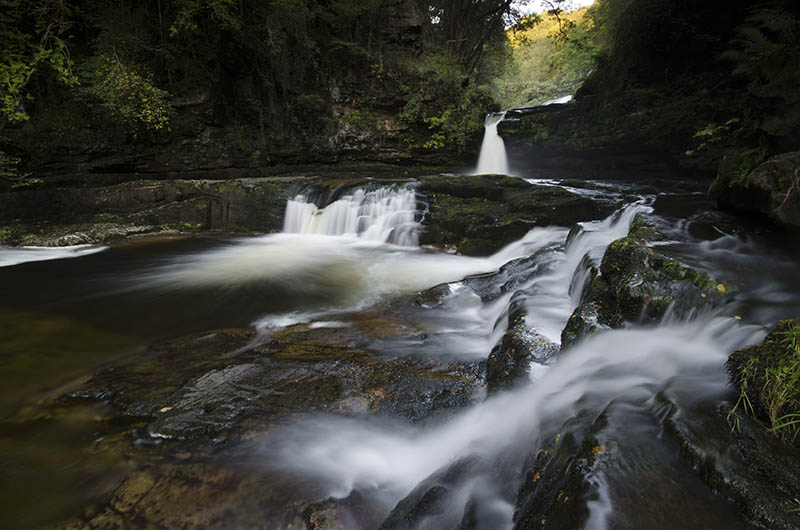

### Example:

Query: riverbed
xmin=1 ymin=176 xmax=799 ymax=529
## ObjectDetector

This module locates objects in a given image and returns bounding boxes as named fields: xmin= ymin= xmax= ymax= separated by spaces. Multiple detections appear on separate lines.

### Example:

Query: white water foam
xmin=284 ymin=187 xmax=419 ymax=246
xmin=540 ymin=94 xmax=573 ymax=106
xmin=0 ymin=245 xmax=107 ymax=268
xmin=392 ymin=202 xmax=652 ymax=360
xmin=140 ymin=216 xmax=569 ymax=318
xmin=262 ymin=316 xmax=764 ymax=525
xmin=254 ymin=196 xmax=770 ymax=527
xmin=475 ymin=112 xmax=509 ymax=175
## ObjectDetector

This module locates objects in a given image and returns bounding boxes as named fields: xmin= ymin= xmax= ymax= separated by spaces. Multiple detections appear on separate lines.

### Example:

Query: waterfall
xmin=540 ymin=94 xmax=572 ymax=106
xmin=283 ymin=187 xmax=419 ymax=246
xmin=259 ymin=199 xmax=768 ymax=529
xmin=475 ymin=112 xmax=509 ymax=175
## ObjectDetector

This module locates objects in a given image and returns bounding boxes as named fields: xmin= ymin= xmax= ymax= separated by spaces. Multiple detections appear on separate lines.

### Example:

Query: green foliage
xmin=0 ymin=0 xmax=78 ymax=125
xmin=0 ymin=0 xmax=516 ymax=165
xmin=85 ymin=55 xmax=172 ymax=136
xmin=346 ymin=108 xmax=378 ymax=131
xmin=496 ymin=7 xmax=600 ymax=108
xmin=400 ymin=96 xmax=421 ymax=124
xmin=423 ymin=84 xmax=494 ymax=152
xmin=426 ymin=0 xmax=518 ymax=78
xmin=731 ymin=320 xmax=800 ymax=446
xmin=169 ymin=0 xmax=240 ymax=36
xmin=723 ymin=9 xmax=800 ymax=138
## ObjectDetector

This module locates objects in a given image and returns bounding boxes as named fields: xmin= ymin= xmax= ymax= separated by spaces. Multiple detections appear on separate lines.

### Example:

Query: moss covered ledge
xmin=561 ymin=214 xmax=731 ymax=348
xmin=727 ymin=319 xmax=800 ymax=445
xmin=417 ymin=174 xmax=606 ymax=256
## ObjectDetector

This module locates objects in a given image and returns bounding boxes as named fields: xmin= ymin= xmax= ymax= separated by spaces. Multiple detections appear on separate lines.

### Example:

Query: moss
xmin=19 ymin=234 xmax=38 ymax=246
xmin=727 ymin=319 xmax=800 ymax=445
xmin=628 ymin=215 xmax=664 ymax=242
xmin=419 ymin=175 xmax=603 ymax=255
xmin=457 ymin=238 xmax=496 ymax=256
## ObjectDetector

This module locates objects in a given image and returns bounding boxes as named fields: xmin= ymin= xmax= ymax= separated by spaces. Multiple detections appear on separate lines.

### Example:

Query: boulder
xmin=710 ymin=150 xmax=800 ymax=228
xmin=417 ymin=174 xmax=605 ymax=256
xmin=663 ymin=395 xmax=800 ymax=530
xmin=561 ymin=215 xmax=730 ymax=348
xmin=487 ymin=294 xmax=558 ymax=393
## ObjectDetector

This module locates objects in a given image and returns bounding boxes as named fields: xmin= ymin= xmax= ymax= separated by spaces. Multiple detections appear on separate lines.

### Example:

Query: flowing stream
xmin=1 ymin=180 xmax=799 ymax=529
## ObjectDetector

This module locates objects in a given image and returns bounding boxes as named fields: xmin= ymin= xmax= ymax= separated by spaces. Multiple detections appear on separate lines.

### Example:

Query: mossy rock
xmin=418 ymin=174 xmax=604 ymax=256
xmin=513 ymin=412 xmax=609 ymax=530
xmin=598 ymin=216 xmax=726 ymax=322
xmin=710 ymin=150 xmax=800 ymax=228
xmin=560 ymin=301 xmax=616 ymax=350
xmin=561 ymin=214 xmax=731 ymax=348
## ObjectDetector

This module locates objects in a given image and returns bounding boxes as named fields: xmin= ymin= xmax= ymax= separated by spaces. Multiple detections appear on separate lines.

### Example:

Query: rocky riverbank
xmin=2 ymin=176 xmax=798 ymax=530
xmin=0 ymin=173 xmax=609 ymax=256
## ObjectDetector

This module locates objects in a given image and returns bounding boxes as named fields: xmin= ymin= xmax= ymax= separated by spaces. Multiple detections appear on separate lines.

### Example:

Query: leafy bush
xmin=0 ymin=0 xmax=78 ymax=125
xmin=723 ymin=9 xmax=800 ymax=138
xmin=85 ymin=55 xmax=172 ymax=136
xmin=423 ymin=84 xmax=494 ymax=152
xmin=496 ymin=7 xmax=601 ymax=108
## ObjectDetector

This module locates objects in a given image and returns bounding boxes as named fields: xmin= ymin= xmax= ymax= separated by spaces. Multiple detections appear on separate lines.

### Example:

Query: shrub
xmin=85 ymin=55 xmax=172 ymax=136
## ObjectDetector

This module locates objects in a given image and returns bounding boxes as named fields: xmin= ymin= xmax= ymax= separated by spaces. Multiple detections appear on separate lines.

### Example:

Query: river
xmin=0 ymin=174 xmax=799 ymax=529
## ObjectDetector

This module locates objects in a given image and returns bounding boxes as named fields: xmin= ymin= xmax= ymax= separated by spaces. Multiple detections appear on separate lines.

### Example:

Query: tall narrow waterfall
xmin=283 ymin=187 xmax=419 ymax=246
xmin=475 ymin=112 xmax=509 ymax=175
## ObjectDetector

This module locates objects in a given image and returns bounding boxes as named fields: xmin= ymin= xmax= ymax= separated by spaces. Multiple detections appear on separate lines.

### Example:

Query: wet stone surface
xmin=487 ymin=294 xmax=558 ymax=394
xmin=68 ymin=322 xmax=486 ymax=445
xmin=662 ymin=397 xmax=800 ymax=530
xmin=417 ymin=174 xmax=607 ymax=256
xmin=561 ymin=214 xmax=731 ymax=349
xmin=44 ymin=319 xmax=486 ymax=528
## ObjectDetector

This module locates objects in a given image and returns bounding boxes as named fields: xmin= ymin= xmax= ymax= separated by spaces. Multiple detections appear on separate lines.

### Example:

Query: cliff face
xmin=0 ymin=0 xmax=485 ymax=184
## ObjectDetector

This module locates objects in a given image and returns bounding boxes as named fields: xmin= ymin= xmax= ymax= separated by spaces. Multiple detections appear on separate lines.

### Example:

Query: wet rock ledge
xmin=562 ymin=214 xmax=730 ymax=348
xmin=0 ymin=177 xmax=303 ymax=246
xmin=0 ymin=173 xmax=608 ymax=254
xmin=418 ymin=174 xmax=607 ymax=256
xmin=45 ymin=319 xmax=486 ymax=529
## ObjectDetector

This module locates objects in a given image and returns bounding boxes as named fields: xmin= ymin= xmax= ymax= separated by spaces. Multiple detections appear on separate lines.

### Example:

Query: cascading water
xmin=255 ymin=192 xmax=790 ymax=529
xmin=5 ymin=177 xmax=800 ymax=529
xmin=475 ymin=112 xmax=509 ymax=175
xmin=283 ymin=186 xmax=419 ymax=246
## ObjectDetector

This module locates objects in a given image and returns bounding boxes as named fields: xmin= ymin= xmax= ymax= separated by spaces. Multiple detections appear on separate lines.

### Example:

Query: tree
xmin=0 ymin=0 xmax=77 ymax=129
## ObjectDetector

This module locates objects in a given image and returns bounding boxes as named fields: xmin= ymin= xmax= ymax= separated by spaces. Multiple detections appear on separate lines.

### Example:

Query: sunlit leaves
xmin=0 ymin=0 xmax=77 ymax=124
xmin=86 ymin=55 xmax=172 ymax=136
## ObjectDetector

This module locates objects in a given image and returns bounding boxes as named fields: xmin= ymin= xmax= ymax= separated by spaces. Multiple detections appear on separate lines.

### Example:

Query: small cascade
xmin=475 ymin=112 xmax=509 ymax=175
xmin=283 ymin=187 xmax=419 ymax=246
xmin=540 ymin=94 xmax=572 ymax=106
